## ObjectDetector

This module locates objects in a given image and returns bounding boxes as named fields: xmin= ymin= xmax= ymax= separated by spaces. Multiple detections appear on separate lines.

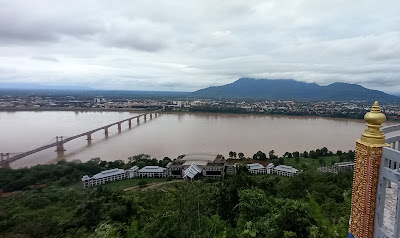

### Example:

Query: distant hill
xmin=192 ymin=78 xmax=400 ymax=102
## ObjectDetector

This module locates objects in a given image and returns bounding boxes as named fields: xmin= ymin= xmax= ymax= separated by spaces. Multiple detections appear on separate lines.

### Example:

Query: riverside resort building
xmin=247 ymin=163 xmax=299 ymax=177
xmin=166 ymin=153 xmax=228 ymax=179
xmin=82 ymin=165 xmax=167 ymax=188
xmin=82 ymin=154 xmax=300 ymax=187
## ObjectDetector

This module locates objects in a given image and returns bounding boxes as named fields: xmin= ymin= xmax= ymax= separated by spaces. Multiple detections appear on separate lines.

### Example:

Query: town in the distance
xmin=2 ymin=78 xmax=400 ymax=121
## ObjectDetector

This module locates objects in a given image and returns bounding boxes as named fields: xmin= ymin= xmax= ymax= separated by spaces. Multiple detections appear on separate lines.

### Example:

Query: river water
xmin=0 ymin=111 xmax=393 ymax=168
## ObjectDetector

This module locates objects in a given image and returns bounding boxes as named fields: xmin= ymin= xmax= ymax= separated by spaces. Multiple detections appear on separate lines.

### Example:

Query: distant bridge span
xmin=0 ymin=109 xmax=164 ymax=167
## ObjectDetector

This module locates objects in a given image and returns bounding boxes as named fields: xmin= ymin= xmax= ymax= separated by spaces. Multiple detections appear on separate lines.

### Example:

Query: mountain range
xmin=192 ymin=78 xmax=400 ymax=102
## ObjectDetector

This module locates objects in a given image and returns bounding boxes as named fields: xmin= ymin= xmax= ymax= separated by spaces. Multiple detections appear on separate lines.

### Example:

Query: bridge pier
xmin=0 ymin=160 xmax=10 ymax=169
xmin=118 ymin=123 xmax=122 ymax=132
xmin=87 ymin=133 xmax=92 ymax=145
xmin=155 ymin=112 xmax=158 ymax=117
xmin=0 ymin=153 xmax=10 ymax=162
xmin=137 ymin=116 xmax=140 ymax=124
xmin=56 ymin=136 xmax=65 ymax=154
xmin=144 ymin=115 xmax=147 ymax=121
xmin=56 ymin=143 xmax=65 ymax=154
xmin=105 ymin=127 xmax=109 ymax=138
xmin=129 ymin=120 xmax=132 ymax=128
xmin=150 ymin=113 xmax=153 ymax=119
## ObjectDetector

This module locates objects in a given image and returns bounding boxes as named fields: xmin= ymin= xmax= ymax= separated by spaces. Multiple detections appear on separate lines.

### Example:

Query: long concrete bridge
xmin=0 ymin=109 xmax=164 ymax=168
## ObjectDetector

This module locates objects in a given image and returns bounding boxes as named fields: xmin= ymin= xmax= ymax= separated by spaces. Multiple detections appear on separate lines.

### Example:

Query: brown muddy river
xmin=0 ymin=111 xmax=393 ymax=168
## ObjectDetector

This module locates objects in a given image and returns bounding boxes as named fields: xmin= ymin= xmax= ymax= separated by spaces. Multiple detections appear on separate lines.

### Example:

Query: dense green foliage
xmin=0 ymin=154 xmax=353 ymax=238
xmin=0 ymin=155 xmax=171 ymax=193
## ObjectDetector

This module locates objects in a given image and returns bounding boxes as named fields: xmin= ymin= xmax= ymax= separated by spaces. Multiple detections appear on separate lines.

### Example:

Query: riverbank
xmin=0 ymin=106 xmax=369 ymax=122
xmin=3 ymin=106 xmax=399 ymax=122
xmin=0 ymin=107 xmax=158 ymax=112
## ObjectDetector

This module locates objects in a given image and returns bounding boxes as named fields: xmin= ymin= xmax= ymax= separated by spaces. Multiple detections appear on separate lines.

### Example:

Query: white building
xmin=274 ymin=165 xmax=299 ymax=177
xmin=138 ymin=166 xmax=167 ymax=178
xmin=127 ymin=166 xmax=139 ymax=178
xmin=82 ymin=168 xmax=127 ymax=188
xmin=167 ymin=153 xmax=226 ymax=179
xmin=334 ymin=162 xmax=354 ymax=172
xmin=266 ymin=163 xmax=275 ymax=174
xmin=247 ymin=163 xmax=266 ymax=174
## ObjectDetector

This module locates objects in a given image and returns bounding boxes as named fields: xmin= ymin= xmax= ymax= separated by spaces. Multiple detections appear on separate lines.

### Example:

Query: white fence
xmin=374 ymin=126 xmax=400 ymax=238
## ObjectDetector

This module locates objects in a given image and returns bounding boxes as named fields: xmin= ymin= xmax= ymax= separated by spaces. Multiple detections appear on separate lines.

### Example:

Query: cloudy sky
xmin=0 ymin=0 xmax=399 ymax=93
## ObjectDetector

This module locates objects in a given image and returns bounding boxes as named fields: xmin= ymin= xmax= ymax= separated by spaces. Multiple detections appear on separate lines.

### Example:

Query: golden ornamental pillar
xmin=348 ymin=101 xmax=389 ymax=238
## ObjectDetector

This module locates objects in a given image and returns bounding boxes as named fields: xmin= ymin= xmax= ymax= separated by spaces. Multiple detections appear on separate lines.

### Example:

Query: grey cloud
xmin=0 ymin=1 xmax=102 ymax=44
xmin=100 ymin=18 xmax=171 ymax=52
xmin=31 ymin=56 xmax=59 ymax=62
xmin=103 ymin=34 xmax=167 ymax=52
xmin=0 ymin=0 xmax=400 ymax=93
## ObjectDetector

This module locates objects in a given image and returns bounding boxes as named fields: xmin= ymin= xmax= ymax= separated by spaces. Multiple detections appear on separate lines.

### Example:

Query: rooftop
xmin=183 ymin=163 xmax=202 ymax=179
xmin=183 ymin=160 xmax=208 ymax=166
xmin=275 ymin=165 xmax=298 ymax=173
xmin=183 ymin=153 xmax=219 ymax=162
xmin=266 ymin=163 xmax=275 ymax=169
xmin=172 ymin=153 xmax=226 ymax=167
xmin=334 ymin=162 xmax=354 ymax=166
xmin=247 ymin=163 xmax=265 ymax=170
xmin=139 ymin=166 xmax=166 ymax=173
xmin=93 ymin=168 xmax=126 ymax=179
xmin=128 ymin=166 xmax=139 ymax=171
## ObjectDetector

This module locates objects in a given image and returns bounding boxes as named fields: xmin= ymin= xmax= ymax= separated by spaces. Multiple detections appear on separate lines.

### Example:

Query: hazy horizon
xmin=1 ymin=78 xmax=400 ymax=97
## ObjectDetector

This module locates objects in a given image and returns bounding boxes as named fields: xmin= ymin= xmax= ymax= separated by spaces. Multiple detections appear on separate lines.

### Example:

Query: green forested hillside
xmin=0 ymin=154 xmax=353 ymax=238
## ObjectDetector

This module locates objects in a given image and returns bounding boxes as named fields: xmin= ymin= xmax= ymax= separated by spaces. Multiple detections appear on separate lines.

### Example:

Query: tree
xmin=303 ymin=151 xmax=309 ymax=158
xmin=264 ymin=199 xmax=314 ymax=238
xmin=321 ymin=147 xmax=328 ymax=156
xmin=310 ymin=150 xmax=318 ymax=159
xmin=283 ymin=152 xmax=292 ymax=158
xmin=336 ymin=150 xmax=343 ymax=156
xmin=229 ymin=151 xmax=235 ymax=158
xmin=159 ymin=157 xmax=172 ymax=167
xmin=293 ymin=151 xmax=300 ymax=158
xmin=253 ymin=151 xmax=267 ymax=161
xmin=279 ymin=157 xmax=285 ymax=165
xmin=269 ymin=150 xmax=277 ymax=160
xmin=295 ymin=157 xmax=300 ymax=163
xmin=238 ymin=152 xmax=245 ymax=159
xmin=339 ymin=156 xmax=345 ymax=162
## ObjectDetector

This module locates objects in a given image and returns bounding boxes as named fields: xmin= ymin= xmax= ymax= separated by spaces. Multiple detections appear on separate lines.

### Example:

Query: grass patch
xmin=284 ymin=155 xmax=342 ymax=171
xmin=102 ymin=177 xmax=167 ymax=190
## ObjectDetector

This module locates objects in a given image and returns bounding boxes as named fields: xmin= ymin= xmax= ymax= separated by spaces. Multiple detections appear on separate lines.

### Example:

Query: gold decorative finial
xmin=360 ymin=101 xmax=388 ymax=145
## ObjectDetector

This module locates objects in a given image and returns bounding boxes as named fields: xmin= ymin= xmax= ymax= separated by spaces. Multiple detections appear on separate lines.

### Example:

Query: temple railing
xmin=374 ymin=126 xmax=400 ymax=238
